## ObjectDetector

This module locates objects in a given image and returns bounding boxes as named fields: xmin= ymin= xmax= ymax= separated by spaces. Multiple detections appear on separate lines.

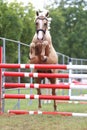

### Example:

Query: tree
xmin=0 ymin=1 xmax=35 ymax=63
xmin=61 ymin=0 xmax=87 ymax=58
xmin=49 ymin=8 xmax=65 ymax=51
xmin=48 ymin=0 xmax=87 ymax=58
xmin=20 ymin=3 xmax=35 ymax=44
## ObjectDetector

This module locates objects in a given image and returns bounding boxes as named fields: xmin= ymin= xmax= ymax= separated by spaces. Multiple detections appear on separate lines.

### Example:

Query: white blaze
xmin=37 ymin=20 xmax=43 ymax=40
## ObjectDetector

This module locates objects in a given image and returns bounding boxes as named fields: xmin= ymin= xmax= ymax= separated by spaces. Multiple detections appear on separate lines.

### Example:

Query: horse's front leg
xmin=29 ymin=43 xmax=40 ymax=64
xmin=40 ymin=41 xmax=50 ymax=62
xmin=29 ymin=42 xmax=36 ymax=59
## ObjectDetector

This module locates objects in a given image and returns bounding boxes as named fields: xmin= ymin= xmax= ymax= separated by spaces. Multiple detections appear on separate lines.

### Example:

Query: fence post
xmin=69 ymin=58 xmax=72 ymax=96
xmin=17 ymin=41 xmax=21 ymax=109
xmin=0 ymin=46 xmax=2 ymax=113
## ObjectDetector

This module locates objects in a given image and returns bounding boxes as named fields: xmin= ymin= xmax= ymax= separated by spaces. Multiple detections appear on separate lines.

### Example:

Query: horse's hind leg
xmin=49 ymin=78 xmax=57 ymax=111
xmin=37 ymin=88 xmax=42 ymax=108
xmin=35 ymin=78 xmax=42 ymax=108
xmin=52 ymin=88 xmax=57 ymax=111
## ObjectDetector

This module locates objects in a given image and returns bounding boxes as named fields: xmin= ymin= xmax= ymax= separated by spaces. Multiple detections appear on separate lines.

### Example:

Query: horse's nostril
xmin=41 ymin=37 xmax=43 ymax=40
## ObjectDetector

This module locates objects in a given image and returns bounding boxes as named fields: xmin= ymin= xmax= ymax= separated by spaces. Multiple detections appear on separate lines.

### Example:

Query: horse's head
xmin=35 ymin=11 xmax=49 ymax=41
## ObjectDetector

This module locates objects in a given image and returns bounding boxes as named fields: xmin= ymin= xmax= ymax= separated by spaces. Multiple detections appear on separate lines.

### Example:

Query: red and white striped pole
xmin=0 ymin=47 xmax=2 ymax=114
xmin=0 ymin=64 xmax=87 ymax=70
xmin=3 ymin=82 xmax=87 ymax=89
xmin=8 ymin=110 xmax=87 ymax=117
xmin=3 ymin=94 xmax=87 ymax=101
xmin=2 ymin=72 xmax=87 ymax=79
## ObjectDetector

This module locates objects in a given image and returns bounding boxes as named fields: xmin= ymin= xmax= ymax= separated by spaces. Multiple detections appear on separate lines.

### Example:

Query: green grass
xmin=4 ymin=88 xmax=87 ymax=112
xmin=1 ymin=88 xmax=87 ymax=130
xmin=0 ymin=113 xmax=87 ymax=130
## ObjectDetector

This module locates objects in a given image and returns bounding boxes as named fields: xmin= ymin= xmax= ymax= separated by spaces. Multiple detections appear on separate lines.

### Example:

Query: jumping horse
xmin=29 ymin=11 xmax=58 ymax=111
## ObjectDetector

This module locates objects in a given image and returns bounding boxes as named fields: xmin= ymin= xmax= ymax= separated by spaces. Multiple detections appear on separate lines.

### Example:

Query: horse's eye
xmin=36 ymin=22 xmax=38 ymax=26
xmin=44 ymin=23 xmax=47 ymax=26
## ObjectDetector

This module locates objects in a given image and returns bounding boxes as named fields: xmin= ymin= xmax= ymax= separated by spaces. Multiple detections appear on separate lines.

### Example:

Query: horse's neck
xmin=32 ymin=31 xmax=52 ymax=44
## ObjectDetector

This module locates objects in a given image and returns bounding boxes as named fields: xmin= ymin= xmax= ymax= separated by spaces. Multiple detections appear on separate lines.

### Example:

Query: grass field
xmin=0 ymin=88 xmax=87 ymax=130
xmin=0 ymin=114 xmax=87 ymax=130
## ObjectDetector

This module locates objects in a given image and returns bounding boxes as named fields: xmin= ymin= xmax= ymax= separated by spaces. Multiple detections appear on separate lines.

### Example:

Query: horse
xmin=29 ymin=11 xmax=58 ymax=111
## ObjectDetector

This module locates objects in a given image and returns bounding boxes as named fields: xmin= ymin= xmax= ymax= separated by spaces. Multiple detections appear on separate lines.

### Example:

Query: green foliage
xmin=20 ymin=3 xmax=35 ymax=44
xmin=0 ymin=0 xmax=87 ymax=63
xmin=0 ymin=1 xmax=35 ymax=42
xmin=0 ymin=0 xmax=35 ymax=64
xmin=50 ymin=8 xmax=65 ymax=51
xmin=0 ymin=2 xmax=22 ymax=40
xmin=48 ymin=0 xmax=87 ymax=58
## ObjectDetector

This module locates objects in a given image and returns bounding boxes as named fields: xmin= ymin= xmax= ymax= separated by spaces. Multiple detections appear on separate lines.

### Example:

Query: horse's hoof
xmin=38 ymin=108 xmax=41 ymax=110
xmin=54 ymin=108 xmax=59 ymax=112
xmin=29 ymin=56 xmax=35 ymax=60
xmin=41 ymin=55 xmax=47 ymax=62
xmin=54 ymin=106 xmax=58 ymax=111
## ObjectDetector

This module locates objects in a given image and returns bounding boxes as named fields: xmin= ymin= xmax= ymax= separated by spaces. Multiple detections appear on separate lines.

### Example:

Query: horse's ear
xmin=45 ymin=11 xmax=49 ymax=17
xmin=36 ymin=11 xmax=39 ymax=16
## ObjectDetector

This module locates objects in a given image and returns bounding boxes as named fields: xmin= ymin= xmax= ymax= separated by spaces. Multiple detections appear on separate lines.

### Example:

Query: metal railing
xmin=0 ymin=37 xmax=87 ymax=111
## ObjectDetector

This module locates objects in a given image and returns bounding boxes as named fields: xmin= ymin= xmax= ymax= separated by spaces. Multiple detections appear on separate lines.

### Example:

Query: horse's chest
xmin=35 ymin=46 xmax=42 ymax=55
xmin=37 ymin=69 xmax=52 ymax=73
xmin=35 ymin=43 xmax=42 ymax=55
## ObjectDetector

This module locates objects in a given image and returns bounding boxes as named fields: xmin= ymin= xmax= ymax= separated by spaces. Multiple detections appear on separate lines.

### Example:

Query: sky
xmin=29 ymin=0 xmax=47 ymax=9
xmin=7 ymin=0 xmax=50 ymax=10
xmin=6 ymin=0 xmax=87 ymax=10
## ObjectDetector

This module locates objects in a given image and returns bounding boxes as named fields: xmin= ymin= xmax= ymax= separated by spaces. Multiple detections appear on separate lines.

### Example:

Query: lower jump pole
xmin=57 ymin=100 xmax=87 ymax=104
xmin=1 ymin=63 xmax=87 ymax=70
xmin=3 ymin=94 xmax=87 ymax=101
xmin=8 ymin=110 xmax=87 ymax=117
xmin=3 ymin=82 xmax=87 ymax=89
xmin=2 ymin=72 xmax=69 ymax=78
xmin=2 ymin=71 xmax=87 ymax=78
